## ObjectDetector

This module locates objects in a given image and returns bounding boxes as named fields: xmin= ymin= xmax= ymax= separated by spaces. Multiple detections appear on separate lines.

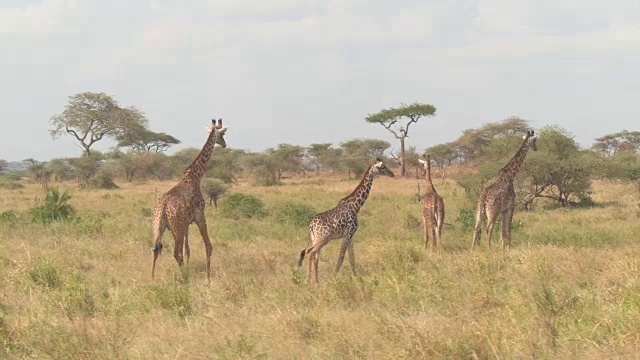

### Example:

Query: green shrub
xmin=0 ymin=210 xmax=20 ymax=226
xmin=148 ymin=283 xmax=193 ymax=319
xmin=28 ymin=259 xmax=62 ymax=288
xmin=30 ymin=187 xmax=75 ymax=223
xmin=219 ymin=193 xmax=266 ymax=219
xmin=456 ymin=207 xmax=475 ymax=231
xmin=273 ymin=201 xmax=316 ymax=227
xmin=202 ymin=179 xmax=230 ymax=208
xmin=86 ymin=171 xmax=119 ymax=189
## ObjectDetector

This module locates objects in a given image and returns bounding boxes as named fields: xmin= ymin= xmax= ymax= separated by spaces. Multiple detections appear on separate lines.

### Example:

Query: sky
xmin=1 ymin=0 xmax=639 ymax=162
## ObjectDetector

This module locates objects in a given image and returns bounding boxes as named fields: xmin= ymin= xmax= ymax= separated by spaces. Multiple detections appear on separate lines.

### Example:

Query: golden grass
xmin=0 ymin=176 xmax=639 ymax=359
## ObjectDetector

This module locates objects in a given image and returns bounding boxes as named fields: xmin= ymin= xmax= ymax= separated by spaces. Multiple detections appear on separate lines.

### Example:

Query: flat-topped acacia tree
xmin=365 ymin=102 xmax=436 ymax=176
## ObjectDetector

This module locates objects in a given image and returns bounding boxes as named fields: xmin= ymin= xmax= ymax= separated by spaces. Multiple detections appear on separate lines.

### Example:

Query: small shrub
xmin=457 ymin=207 xmax=475 ymax=231
xmin=62 ymin=272 xmax=97 ymax=318
xmin=219 ymin=193 xmax=266 ymax=219
xmin=73 ymin=212 xmax=107 ymax=236
xmin=86 ymin=171 xmax=119 ymax=189
xmin=141 ymin=207 xmax=153 ymax=217
xmin=148 ymin=283 xmax=193 ymax=319
xmin=0 ymin=210 xmax=20 ymax=226
xmin=403 ymin=213 xmax=422 ymax=229
xmin=273 ymin=201 xmax=316 ymax=227
xmin=28 ymin=259 xmax=62 ymax=288
xmin=202 ymin=179 xmax=230 ymax=208
xmin=30 ymin=187 xmax=75 ymax=223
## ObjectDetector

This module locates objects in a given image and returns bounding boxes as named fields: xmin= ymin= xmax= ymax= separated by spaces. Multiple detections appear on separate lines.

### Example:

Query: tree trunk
xmin=400 ymin=137 xmax=406 ymax=177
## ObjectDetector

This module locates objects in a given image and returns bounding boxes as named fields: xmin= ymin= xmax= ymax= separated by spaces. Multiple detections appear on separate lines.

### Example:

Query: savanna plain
xmin=1 ymin=175 xmax=639 ymax=359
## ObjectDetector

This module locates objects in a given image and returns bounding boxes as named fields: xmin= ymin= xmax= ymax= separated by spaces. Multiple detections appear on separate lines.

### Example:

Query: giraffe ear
xmin=217 ymin=119 xmax=223 ymax=129
xmin=375 ymin=157 xmax=382 ymax=163
xmin=218 ymin=127 xmax=228 ymax=134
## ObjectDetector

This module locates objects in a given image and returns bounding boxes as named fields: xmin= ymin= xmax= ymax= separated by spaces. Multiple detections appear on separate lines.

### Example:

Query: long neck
xmin=498 ymin=138 xmax=531 ymax=181
xmin=425 ymin=156 xmax=435 ymax=190
xmin=340 ymin=165 xmax=376 ymax=213
xmin=182 ymin=130 xmax=218 ymax=183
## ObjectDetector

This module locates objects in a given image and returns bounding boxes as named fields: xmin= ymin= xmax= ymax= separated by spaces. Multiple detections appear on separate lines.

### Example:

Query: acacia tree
xmin=50 ymin=92 xmax=148 ymax=156
xmin=117 ymin=129 xmax=180 ymax=152
xmin=340 ymin=138 xmax=391 ymax=178
xmin=592 ymin=130 xmax=640 ymax=157
xmin=365 ymin=102 xmax=436 ymax=176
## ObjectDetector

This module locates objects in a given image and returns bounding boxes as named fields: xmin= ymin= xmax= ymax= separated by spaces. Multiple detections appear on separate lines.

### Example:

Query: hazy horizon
xmin=2 ymin=0 xmax=639 ymax=162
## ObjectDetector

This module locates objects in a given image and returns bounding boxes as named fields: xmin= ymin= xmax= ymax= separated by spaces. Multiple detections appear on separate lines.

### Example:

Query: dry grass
xmin=0 ymin=176 xmax=639 ymax=359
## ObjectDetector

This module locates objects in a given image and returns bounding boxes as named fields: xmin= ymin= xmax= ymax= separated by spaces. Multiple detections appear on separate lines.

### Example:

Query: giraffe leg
xmin=183 ymin=230 xmax=190 ymax=264
xmin=471 ymin=202 xmax=484 ymax=250
xmin=502 ymin=202 xmax=515 ymax=251
xmin=172 ymin=227 xmax=186 ymax=268
xmin=347 ymin=240 xmax=357 ymax=276
xmin=151 ymin=214 xmax=167 ymax=279
xmin=194 ymin=213 xmax=213 ymax=282
xmin=435 ymin=208 xmax=444 ymax=252
xmin=335 ymin=240 xmax=348 ymax=274
xmin=313 ymin=250 xmax=320 ymax=283
xmin=306 ymin=249 xmax=314 ymax=282
xmin=485 ymin=207 xmax=500 ymax=249
xmin=422 ymin=216 xmax=429 ymax=250
xmin=430 ymin=227 xmax=437 ymax=252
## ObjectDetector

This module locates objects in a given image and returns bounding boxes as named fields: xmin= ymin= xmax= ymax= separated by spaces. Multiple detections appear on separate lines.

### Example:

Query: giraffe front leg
xmin=346 ymin=240 xmax=357 ymax=276
xmin=172 ymin=228 xmax=186 ymax=268
xmin=194 ymin=213 xmax=213 ymax=282
xmin=502 ymin=205 xmax=515 ymax=251
xmin=335 ymin=240 xmax=348 ymax=274
xmin=183 ymin=230 xmax=190 ymax=264
xmin=422 ymin=216 xmax=429 ymax=250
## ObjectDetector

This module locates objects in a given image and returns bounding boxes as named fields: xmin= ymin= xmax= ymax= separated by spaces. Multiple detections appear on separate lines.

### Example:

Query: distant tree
xmin=207 ymin=148 xmax=245 ymax=183
xmin=592 ymin=130 xmax=640 ymax=157
xmin=46 ymin=158 xmax=74 ymax=182
xmin=454 ymin=117 xmax=530 ymax=162
xmin=365 ymin=102 xmax=436 ymax=176
xmin=340 ymin=139 xmax=391 ymax=178
xmin=117 ymin=129 xmax=180 ymax=152
xmin=424 ymin=142 xmax=459 ymax=183
xmin=602 ymin=152 xmax=640 ymax=193
xmin=391 ymin=146 xmax=422 ymax=179
xmin=0 ymin=159 xmax=7 ymax=174
xmin=307 ymin=143 xmax=342 ymax=175
xmin=24 ymin=158 xmax=51 ymax=188
xmin=267 ymin=143 xmax=306 ymax=179
xmin=202 ymin=179 xmax=230 ymax=207
xmin=50 ymin=92 xmax=148 ymax=156
xmin=242 ymin=152 xmax=280 ymax=186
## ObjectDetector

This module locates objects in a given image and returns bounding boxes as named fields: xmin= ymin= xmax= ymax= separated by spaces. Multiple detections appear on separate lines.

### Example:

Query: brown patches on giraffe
xmin=151 ymin=118 xmax=229 ymax=281
xmin=419 ymin=154 xmax=445 ymax=251
xmin=472 ymin=130 xmax=537 ymax=250
xmin=297 ymin=158 xmax=395 ymax=283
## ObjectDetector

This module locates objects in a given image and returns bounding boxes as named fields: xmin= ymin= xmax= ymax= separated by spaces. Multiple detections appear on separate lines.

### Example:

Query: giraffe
xmin=471 ymin=130 xmax=537 ymax=250
xmin=418 ymin=154 xmax=445 ymax=251
xmin=151 ymin=118 xmax=229 ymax=281
xmin=297 ymin=158 xmax=395 ymax=282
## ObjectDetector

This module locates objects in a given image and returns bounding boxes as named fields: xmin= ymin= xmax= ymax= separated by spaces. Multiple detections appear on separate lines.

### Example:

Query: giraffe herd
xmin=150 ymin=119 xmax=538 ymax=283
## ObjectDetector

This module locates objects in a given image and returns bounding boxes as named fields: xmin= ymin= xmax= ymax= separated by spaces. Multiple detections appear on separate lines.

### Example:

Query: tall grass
xmin=0 ymin=177 xmax=638 ymax=359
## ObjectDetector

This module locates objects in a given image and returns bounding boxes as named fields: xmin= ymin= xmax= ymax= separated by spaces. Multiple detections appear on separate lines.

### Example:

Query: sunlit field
xmin=1 ymin=175 xmax=639 ymax=359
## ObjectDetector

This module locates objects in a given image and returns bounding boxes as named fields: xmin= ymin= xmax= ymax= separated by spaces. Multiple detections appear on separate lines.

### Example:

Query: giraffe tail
xmin=297 ymin=248 xmax=306 ymax=267
xmin=151 ymin=206 xmax=167 ymax=255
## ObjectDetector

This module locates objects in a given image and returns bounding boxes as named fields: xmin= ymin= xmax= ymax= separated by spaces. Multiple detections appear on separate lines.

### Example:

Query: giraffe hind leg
xmin=151 ymin=214 xmax=167 ymax=279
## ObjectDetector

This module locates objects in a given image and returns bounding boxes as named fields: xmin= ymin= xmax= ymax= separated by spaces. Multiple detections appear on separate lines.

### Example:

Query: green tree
xmin=117 ymin=129 xmax=180 ymax=152
xmin=340 ymin=139 xmax=391 ymax=178
xmin=267 ymin=143 xmax=306 ymax=180
xmin=241 ymin=152 xmax=280 ymax=186
xmin=307 ymin=143 xmax=342 ymax=174
xmin=207 ymin=148 xmax=245 ymax=183
xmin=24 ymin=158 xmax=51 ymax=187
xmin=202 ymin=179 xmax=230 ymax=207
xmin=592 ymin=130 xmax=640 ymax=157
xmin=45 ymin=158 xmax=74 ymax=182
xmin=454 ymin=116 xmax=530 ymax=162
xmin=365 ymin=102 xmax=436 ymax=176
xmin=424 ymin=142 xmax=459 ymax=183
xmin=603 ymin=152 xmax=640 ymax=193
xmin=50 ymin=92 xmax=148 ymax=156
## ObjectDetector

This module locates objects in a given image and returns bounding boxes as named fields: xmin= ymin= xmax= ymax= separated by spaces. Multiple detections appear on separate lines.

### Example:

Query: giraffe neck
xmin=182 ymin=129 xmax=219 ymax=184
xmin=340 ymin=165 xmax=376 ymax=213
xmin=425 ymin=156 xmax=435 ymax=191
xmin=497 ymin=138 xmax=531 ymax=181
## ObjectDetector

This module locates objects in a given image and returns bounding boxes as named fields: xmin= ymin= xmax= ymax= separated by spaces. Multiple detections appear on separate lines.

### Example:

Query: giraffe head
xmin=418 ymin=154 xmax=430 ymax=170
xmin=522 ymin=130 xmax=538 ymax=151
xmin=371 ymin=158 xmax=395 ymax=177
xmin=208 ymin=118 xmax=229 ymax=148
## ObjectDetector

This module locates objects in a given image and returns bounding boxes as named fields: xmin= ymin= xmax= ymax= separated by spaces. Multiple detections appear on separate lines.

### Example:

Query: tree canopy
xmin=365 ymin=102 xmax=436 ymax=176
xmin=592 ymin=130 xmax=640 ymax=156
xmin=50 ymin=92 xmax=148 ymax=156
xmin=117 ymin=129 xmax=180 ymax=152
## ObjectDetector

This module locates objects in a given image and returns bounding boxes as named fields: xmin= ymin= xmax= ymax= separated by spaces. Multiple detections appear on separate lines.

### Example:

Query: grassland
xmin=0 ymin=175 xmax=639 ymax=359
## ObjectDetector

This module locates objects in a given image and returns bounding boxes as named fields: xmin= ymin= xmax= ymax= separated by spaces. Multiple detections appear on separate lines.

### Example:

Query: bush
xmin=456 ymin=207 xmax=475 ymax=231
xmin=202 ymin=179 xmax=230 ymax=208
xmin=30 ymin=187 xmax=75 ymax=223
xmin=28 ymin=258 xmax=62 ymax=288
xmin=0 ymin=178 xmax=24 ymax=190
xmin=219 ymin=193 xmax=266 ymax=219
xmin=86 ymin=171 xmax=119 ymax=190
xmin=0 ymin=210 xmax=20 ymax=226
xmin=273 ymin=201 xmax=316 ymax=227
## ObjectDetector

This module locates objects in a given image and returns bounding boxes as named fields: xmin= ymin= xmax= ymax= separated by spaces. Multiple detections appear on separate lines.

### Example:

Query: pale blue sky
xmin=1 ymin=0 xmax=639 ymax=161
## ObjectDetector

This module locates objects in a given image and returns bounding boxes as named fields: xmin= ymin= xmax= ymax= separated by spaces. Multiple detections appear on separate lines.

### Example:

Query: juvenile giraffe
xmin=151 ymin=118 xmax=229 ymax=281
xmin=418 ymin=154 xmax=445 ymax=251
xmin=297 ymin=158 xmax=395 ymax=282
xmin=472 ymin=130 xmax=537 ymax=250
